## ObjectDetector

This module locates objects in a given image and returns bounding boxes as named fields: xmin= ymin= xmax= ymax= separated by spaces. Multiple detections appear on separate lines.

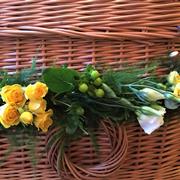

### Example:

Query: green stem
xmin=53 ymin=100 xmax=71 ymax=107
xmin=128 ymin=84 xmax=166 ymax=94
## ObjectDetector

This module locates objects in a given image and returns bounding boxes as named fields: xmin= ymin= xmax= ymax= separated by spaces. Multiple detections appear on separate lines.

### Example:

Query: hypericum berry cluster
xmin=78 ymin=69 xmax=105 ymax=98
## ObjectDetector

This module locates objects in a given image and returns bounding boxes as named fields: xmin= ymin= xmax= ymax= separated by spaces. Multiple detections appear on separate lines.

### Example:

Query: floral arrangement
xmin=0 ymin=82 xmax=52 ymax=132
xmin=0 ymin=51 xmax=179 ymax=166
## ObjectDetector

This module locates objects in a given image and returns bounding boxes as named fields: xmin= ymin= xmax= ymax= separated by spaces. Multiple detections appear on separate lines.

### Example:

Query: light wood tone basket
xmin=0 ymin=1 xmax=179 ymax=180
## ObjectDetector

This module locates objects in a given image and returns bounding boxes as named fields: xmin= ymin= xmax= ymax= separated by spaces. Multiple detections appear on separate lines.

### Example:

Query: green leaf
xmin=88 ymin=130 xmax=99 ymax=155
xmin=43 ymin=67 xmax=79 ymax=94
xmin=66 ymin=116 xmax=80 ymax=135
xmin=0 ymin=71 xmax=8 ymax=88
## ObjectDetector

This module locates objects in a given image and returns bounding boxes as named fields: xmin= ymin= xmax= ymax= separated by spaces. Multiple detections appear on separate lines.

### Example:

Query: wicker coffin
xmin=0 ymin=0 xmax=179 ymax=180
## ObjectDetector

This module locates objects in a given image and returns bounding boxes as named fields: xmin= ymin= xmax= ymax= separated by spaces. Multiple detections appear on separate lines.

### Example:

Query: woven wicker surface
xmin=0 ymin=0 xmax=179 ymax=180
xmin=46 ymin=121 xmax=128 ymax=180
xmin=116 ymin=113 xmax=180 ymax=180
xmin=0 ymin=133 xmax=61 ymax=180
xmin=0 ymin=0 xmax=179 ymax=39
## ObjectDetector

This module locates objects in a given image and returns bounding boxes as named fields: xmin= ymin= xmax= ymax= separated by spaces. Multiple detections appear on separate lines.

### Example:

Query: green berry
xmin=95 ymin=88 xmax=105 ymax=98
xmin=91 ymin=70 xmax=100 ymax=79
xmin=76 ymin=107 xmax=85 ymax=115
xmin=94 ymin=77 xmax=102 ymax=86
xmin=79 ymin=83 xmax=88 ymax=93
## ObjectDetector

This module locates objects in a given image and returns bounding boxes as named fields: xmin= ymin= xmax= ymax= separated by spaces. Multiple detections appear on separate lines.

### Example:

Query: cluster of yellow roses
xmin=168 ymin=71 xmax=180 ymax=98
xmin=0 ymin=82 xmax=53 ymax=132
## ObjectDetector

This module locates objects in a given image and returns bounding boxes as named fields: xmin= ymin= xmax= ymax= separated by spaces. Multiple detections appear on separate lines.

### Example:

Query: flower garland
xmin=0 ymin=51 xmax=179 ymax=144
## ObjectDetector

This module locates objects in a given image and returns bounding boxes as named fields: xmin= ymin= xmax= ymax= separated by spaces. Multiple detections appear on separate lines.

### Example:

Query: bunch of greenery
xmin=43 ymin=52 xmax=179 ymax=172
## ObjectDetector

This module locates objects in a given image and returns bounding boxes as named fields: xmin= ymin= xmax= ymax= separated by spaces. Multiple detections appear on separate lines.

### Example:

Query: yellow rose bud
xmin=28 ymin=99 xmax=47 ymax=114
xmin=0 ymin=104 xmax=20 ymax=128
xmin=34 ymin=109 xmax=53 ymax=132
xmin=176 ymin=75 xmax=180 ymax=84
xmin=173 ymin=83 xmax=180 ymax=98
xmin=20 ymin=111 xmax=33 ymax=125
xmin=25 ymin=82 xmax=48 ymax=100
xmin=0 ymin=84 xmax=25 ymax=107
xmin=168 ymin=71 xmax=180 ymax=85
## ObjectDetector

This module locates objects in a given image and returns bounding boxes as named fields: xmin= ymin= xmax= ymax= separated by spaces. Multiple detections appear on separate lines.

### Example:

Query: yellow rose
xmin=176 ymin=75 xmax=180 ymax=84
xmin=28 ymin=99 xmax=47 ymax=114
xmin=0 ymin=104 xmax=20 ymax=128
xmin=168 ymin=71 xmax=180 ymax=85
xmin=25 ymin=82 xmax=48 ymax=100
xmin=34 ymin=109 xmax=53 ymax=132
xmin=173 ymin=83 xmax=180 ymax=98
xmin=1 ymin=84 xmax=25 ymax=107
xmin=20 ymin=111 xmax=33 ymax=125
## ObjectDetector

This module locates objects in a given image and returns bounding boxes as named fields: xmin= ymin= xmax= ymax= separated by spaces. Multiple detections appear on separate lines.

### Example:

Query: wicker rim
xmin=0 ymin=1 xmax=179 ymax=40
xmin=1 ymin=26 xmax=179 ymax=40
xmin=46 ymin=120 xmax=128 ymax=180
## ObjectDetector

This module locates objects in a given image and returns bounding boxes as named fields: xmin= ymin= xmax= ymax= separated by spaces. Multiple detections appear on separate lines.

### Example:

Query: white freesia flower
xmin=140 ymin=88 xmax=164 ymax=101
xmin=137 ymin=105 xmax=166 ymax=134
xmin=137 ymin=114 xmax=164 ymax=134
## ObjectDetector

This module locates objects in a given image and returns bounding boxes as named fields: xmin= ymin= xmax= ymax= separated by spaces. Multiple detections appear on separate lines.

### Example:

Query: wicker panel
xmin=0 ymin=0 xmax=179 ymax=39
xmin=116 ymin=113 xmax=180 ymax=180
xmin=47 ymin=121 xmax=128 ymax=180
xmin=0 ymin=37 xmax=179 ymax=72
xmin=0 ymin=0 xmax=179 ymax=179
xmin=0 ymin=133 xmax=61 ymax=180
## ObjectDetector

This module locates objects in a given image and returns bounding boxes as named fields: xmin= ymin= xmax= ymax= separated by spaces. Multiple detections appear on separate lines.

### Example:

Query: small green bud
xmin=79 ymin=83 xmax=88 ymax=93
xmin=76 ymin=107 xmax=85 ymax=115
xmin=94 ymin=77 xmax=102 ymax=86
xmin=91 ymin=70 xmax=100 ymax=79
xmin=95 ymin=88 xmax=105 ymax=97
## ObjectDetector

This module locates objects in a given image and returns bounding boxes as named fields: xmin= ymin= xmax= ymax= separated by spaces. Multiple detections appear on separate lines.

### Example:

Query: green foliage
xmin=0 ymin=71 xmax=8 ymax=88
xmin=43 ymin=67 xmax=79 ymax=94
xmin=103 ymin=64 xmax=157 ymax=93
xmin=15 ymin=60 xmax=36 ymax=85
xmin=0 ymin=126 xmax=38 ymax=168
xmin=0 ymin=60 xmax=36 ymax=87
xmin=0 ymin=54 xmax=179 ymax=171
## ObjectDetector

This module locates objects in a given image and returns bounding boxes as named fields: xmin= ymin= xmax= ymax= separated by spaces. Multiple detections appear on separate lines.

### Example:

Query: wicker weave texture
xmin=45 ymin=115 xmax=180 ymax=180
xmin=0 ymin=0 xmax=179 ymax=180
xmin=0 ymin=0 xmax=180 ymax=39
xmin=0 ymin=134 xmax=61 ymax=180
xmin=116 ymin=113 xmax=180 ymax=180
xmin=46 ymin=121 xmax=128 ymax=180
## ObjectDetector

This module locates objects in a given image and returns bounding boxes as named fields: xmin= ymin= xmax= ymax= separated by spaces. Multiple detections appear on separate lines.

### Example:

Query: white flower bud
xmin=140 ymin=88 xmax=164 ymax=101
xmin=137 ymin=113 xmax=164 ymax=134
